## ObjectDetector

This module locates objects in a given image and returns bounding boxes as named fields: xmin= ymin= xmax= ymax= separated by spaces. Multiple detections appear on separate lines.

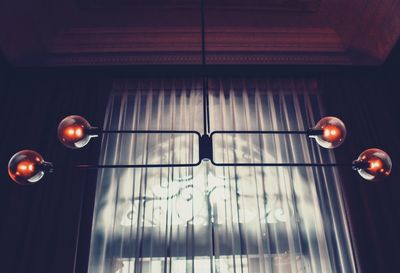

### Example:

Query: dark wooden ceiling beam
xmin=0 ymin=0 xmax=398 ymax=66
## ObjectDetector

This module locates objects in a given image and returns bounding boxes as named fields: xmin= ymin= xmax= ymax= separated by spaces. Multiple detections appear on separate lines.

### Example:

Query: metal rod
xmin=76 ymin=162 xmax=202 ymax=169
xmin=92 ymin=129 xmax=322 ymax=138
xmin=203 ymin=78 xmax=209 ymax=136
xmin=200 ymin=0 xmax=206 ymax=66
xmin=211 ymin=162 xmax=355 ymax=167
xmin=75 ymin=161 xmax=356 ymax=169
xmin=99 ymin=130 xmax=201 ymax=136
xmin=206 ymin=79 xmax=211 ymax=134
xmin=95 ymin=129 xmax=319 ymax=137
xmin=200 ymin=0 xmax=211 ymax=135
xmin=210 ymin=130 xmax=322 ymax=137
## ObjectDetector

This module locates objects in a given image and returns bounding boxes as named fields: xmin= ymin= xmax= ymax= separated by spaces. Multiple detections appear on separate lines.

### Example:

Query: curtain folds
xmin=88 ymin=78 xmax=356 ymax=273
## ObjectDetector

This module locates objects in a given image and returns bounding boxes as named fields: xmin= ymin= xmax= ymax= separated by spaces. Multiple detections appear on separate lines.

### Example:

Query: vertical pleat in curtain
xmin=88 ymin=78 xmax=356 ymax=273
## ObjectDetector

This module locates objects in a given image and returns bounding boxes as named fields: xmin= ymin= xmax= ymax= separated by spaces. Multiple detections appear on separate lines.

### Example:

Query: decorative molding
xmin=46 ymin=53 xmax=201 ymax=66
xmin=77 ymin=0 xmax=321 ymax=12
xmin=206 ymin=52 xmax=352 ymax=65
xmin=45 ymin=52 xmax=353 ymax=66
xmin=48 ymin=26 xmax=345 ymax=53
xmin=15 ymin=22 xmax=386 ymax=66
xmin=40 ymin=26 xmax=355 ymax=66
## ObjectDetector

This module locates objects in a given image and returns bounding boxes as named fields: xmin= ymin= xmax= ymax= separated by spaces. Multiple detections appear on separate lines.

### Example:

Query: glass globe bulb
xmin=353 ymin=148 xmax=392 ymax=182
xmin=58 ymin=115 xmax=97 ymax=149
xmin=310 ymin=116 xmax=347 ymax=149
xmin=8 ymin=150 xmax=53 ymax=185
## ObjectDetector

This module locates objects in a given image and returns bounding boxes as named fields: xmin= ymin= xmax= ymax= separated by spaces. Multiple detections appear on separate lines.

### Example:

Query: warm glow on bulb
xmin=64 ymin=126 xmax=84 ymax=140
xmin=355 ymin=148 xmax=392 ymax=182
xmin=368 ymin=159 xmax=382 ymax=172
xmin=76 ymin=128 xmax=83 ymax=137
xmin=16 ymin=161 xmax=35 ymax=175
xmin=8 ymin=150 xmax=53 ymax=185
xmin=311 ymin=116 xmax=346 ymax=149
xmin=322 ymin=125 xmax=342 ymax=142
xmin=58 ymin=115 xmax=95 ymax=149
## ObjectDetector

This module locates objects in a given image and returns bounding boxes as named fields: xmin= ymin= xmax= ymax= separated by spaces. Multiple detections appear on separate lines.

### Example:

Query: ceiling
xmin=78 ymin=0 xmax=321 ymax=11
xmin=0 ymin=0 xmax=399 ymax=66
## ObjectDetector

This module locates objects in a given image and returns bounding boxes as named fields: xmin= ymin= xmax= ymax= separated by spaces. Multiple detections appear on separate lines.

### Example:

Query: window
xmin=88 ymin=78 xmax=356 ymax=273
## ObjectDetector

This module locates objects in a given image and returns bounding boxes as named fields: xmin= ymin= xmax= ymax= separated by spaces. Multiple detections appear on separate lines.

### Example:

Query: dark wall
xmin=0 ymin=53 xmax=9 ymax=88
xmin=0 ymin=65 xmax=111 ymax=273
xmin=316 ymin=40 xmax=400 ymax=273
xmin=320 ymin=71 xmax=400 ymax=273
xmin=0 ymin=41 xmax=399 ymax=273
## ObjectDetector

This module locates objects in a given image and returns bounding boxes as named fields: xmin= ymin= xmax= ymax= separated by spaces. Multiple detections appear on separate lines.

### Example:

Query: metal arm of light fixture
xmin=210 ymin=161 xmax=368 ymax=168
xmin=200 ymin=0 xmax=211 ymax=136
xmin=72 ymin=126 xmax=362 ymax=169
xmin=72 ymin=125 xmax=327 ymax=169
xmin=197 ymin=129 xmax=367 ymax=168
xmin=88 ymin=128 xmax=202 ymax=135
xmin=210 ymin=129 xmax=324 ymax=137
xmin=73 ymin=128 xmax=347 ymax=169
xmin=76 ymin=129 xmax=203 ymax=169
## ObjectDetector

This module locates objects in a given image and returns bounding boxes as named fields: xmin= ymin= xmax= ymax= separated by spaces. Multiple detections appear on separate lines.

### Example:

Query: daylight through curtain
xmin=88 ymin=78 xmax=356 ymax=273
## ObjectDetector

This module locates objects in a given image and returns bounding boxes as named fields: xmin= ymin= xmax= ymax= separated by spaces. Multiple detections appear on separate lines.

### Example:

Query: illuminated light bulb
xmin=353 ymin=148 xmax=392 ymax=182
xmin=309 ymin=116 xmax=347 ymax=149
xmin=58 ymin=115 xmax=97 ymax=149
xmin=8 ymin=150 xmax=54 ymax=185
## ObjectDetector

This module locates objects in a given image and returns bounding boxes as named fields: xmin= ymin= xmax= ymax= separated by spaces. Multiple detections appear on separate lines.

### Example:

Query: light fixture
xmin=56 ymin=116 xmax=347 ymax=151
xmin=58 ymin=115 xmax=98 ymax=149
xmin=309 ymin=116 xmax=346 ymax=149
xmin=8 ymin=150 xmax=54 ymax=185
xmin=6 ymin=0 xmax=392 ymax=184
xmin=353 ymin=148 xmax=392 ymax=182
xmin=7 ymin=112 xmax=392 ymax=184
xmin=55 ymin=115 xmax=345 ymax=166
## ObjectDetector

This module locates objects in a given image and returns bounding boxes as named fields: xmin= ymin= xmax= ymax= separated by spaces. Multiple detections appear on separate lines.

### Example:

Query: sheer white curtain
xmin=88 ymin=78 xmax=356 ymax=273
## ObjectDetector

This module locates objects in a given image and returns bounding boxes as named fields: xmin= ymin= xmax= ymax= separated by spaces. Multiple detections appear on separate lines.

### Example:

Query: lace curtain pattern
xmin=88 ymin=78 xmax=356 ymax=273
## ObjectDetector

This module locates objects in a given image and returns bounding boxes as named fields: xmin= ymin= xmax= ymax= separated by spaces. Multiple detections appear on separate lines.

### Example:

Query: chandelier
xmin=7 ymin=0 xmax=392 ymax=186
